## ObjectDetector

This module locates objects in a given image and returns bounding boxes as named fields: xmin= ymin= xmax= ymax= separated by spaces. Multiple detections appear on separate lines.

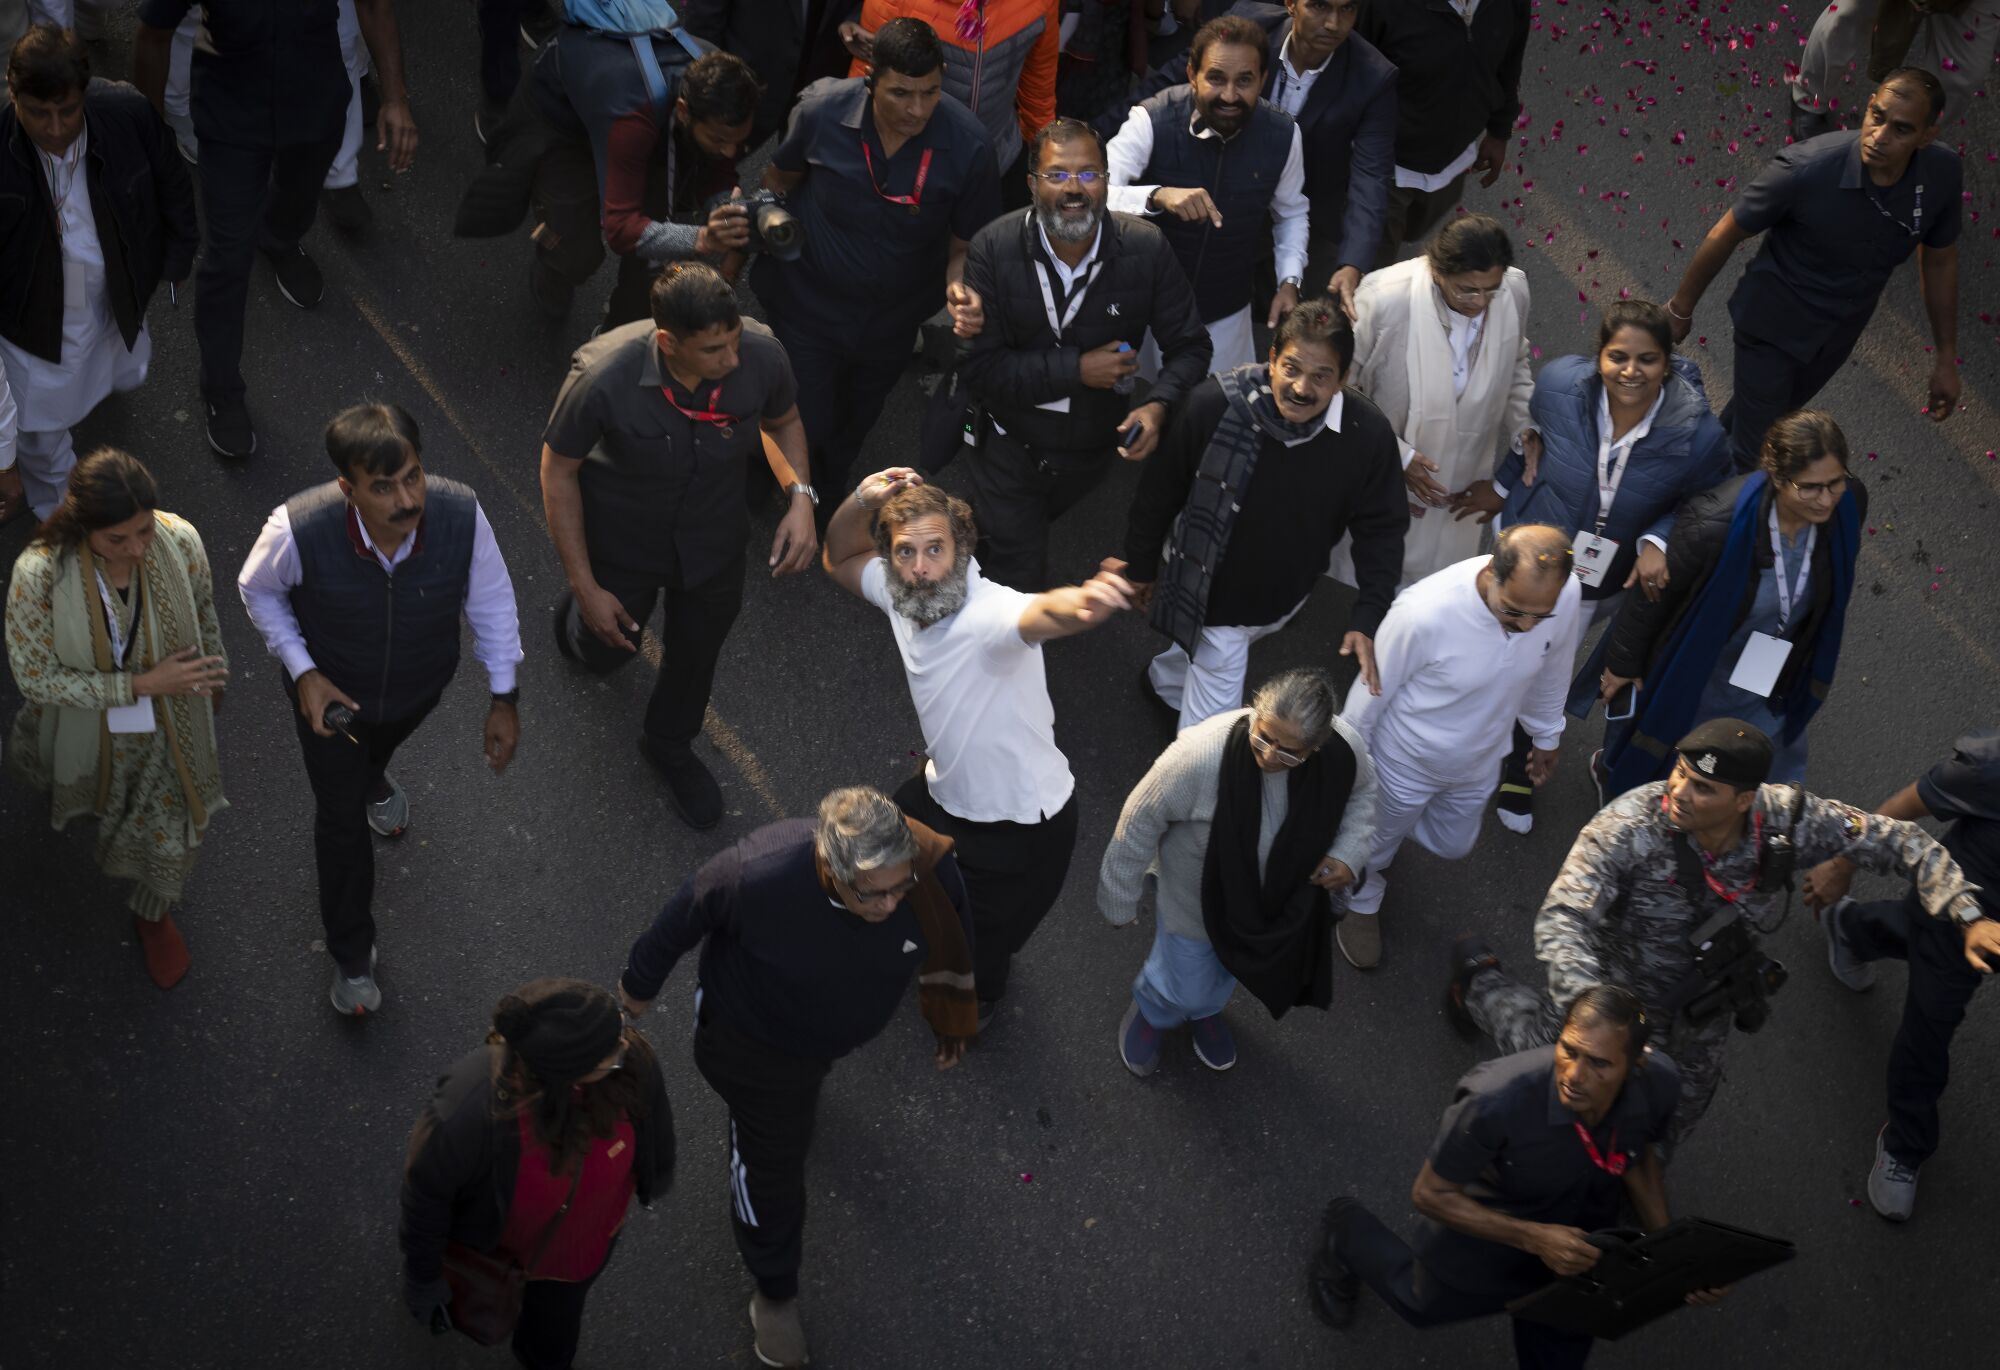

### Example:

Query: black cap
xmin=493 ymin=978 xmax=623 ymax=1084
xmin=1674 ymin=718 xmax=1774 ymax=789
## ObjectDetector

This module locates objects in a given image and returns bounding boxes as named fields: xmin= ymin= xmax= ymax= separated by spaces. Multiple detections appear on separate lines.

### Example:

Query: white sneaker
xmin=1867 ymin=1125 xmax=1919 ymax=1221
xmin=330 ymin=947 xmax=382 ymax=1015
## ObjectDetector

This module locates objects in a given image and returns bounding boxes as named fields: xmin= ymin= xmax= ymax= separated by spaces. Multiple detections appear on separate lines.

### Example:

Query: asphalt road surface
xmin=4 ymin=6 xmax=1997 ymax=1369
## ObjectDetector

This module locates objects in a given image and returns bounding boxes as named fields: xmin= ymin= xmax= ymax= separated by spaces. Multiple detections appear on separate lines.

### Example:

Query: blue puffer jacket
xmin=1494 ymin=353 xmax=1731 ymax=596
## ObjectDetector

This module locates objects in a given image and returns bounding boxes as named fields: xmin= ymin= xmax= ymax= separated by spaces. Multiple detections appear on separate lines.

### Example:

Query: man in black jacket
xmin=951 ymin=118 xmax=1210 ymax=590
xmin=1117 ymin=298 xmax=1407 ymax=732
xmin=0 ymin=26 xmax=195 ymax=525
xmin=1356 ymin=0 xmax=1529 ymax=267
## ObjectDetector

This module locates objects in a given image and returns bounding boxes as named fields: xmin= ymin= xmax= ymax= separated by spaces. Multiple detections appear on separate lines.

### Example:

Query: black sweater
xmin=1356 ymin=0 xmax=1530 ymax=174
xmin=621 ymin=818 xmax=971 ymax=1060
xmin=1123 ymin=379 xmax=1409 ymax=634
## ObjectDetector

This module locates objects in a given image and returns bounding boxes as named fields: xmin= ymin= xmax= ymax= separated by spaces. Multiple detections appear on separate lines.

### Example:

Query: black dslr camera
xmin=1680 ymin=915 xmax=1788 ymax=1034
xmin=713 ymin=189 xmax=802 ymax=262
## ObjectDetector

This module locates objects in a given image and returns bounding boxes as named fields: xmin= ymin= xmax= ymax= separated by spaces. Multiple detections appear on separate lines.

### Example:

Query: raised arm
xmin=1017 ymin=567 xmax=1135 ymax=645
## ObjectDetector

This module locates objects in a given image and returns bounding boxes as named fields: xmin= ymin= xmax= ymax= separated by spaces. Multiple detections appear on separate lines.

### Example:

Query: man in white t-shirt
xmin=825 ymin=465 xmax=1136 ymax=1025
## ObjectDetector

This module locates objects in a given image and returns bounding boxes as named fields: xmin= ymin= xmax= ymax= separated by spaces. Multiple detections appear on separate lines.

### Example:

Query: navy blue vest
xmin=1141 ymin=86 xmax=1293 ymax=323
xmin=285 ymin=478 xmax=478 ymax=722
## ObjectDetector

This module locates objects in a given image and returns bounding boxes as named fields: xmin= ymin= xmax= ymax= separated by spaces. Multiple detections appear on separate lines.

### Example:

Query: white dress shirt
xmin=237 ymin=498 xmax=524 ymax=693
xmin=1036 ymin=221 xmax=1102 ymax=294
xmin=1269 ymin=32 xmax=1335 ymax=118
xmin=1103 ymin=105 xmax=1311 ymax=285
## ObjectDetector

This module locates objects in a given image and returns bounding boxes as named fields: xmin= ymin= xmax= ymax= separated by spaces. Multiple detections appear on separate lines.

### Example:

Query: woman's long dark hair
xmin=491 ymin=1025 xmax=655 ymax=1176
xmin=31 ymin=448 xmax=158 ymax=551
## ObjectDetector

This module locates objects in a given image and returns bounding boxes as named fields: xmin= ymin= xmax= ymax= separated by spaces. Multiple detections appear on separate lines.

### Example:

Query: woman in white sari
xmin=1339 ymin=214 xmax=1533 ymax=587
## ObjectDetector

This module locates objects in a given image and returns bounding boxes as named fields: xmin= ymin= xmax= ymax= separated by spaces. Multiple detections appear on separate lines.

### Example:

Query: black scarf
xmin=1201 ymin=717 xmax=1357 ymax=1018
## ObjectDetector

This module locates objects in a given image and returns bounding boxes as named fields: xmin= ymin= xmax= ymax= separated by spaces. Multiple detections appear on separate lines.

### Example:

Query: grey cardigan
xmin=1098 ymin=709 xmax=1378 ymax=941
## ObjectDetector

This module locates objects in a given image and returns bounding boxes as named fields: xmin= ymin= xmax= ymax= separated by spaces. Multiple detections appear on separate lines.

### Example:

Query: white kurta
xmin=1334 ymin=258 xmax=1532 ymax=587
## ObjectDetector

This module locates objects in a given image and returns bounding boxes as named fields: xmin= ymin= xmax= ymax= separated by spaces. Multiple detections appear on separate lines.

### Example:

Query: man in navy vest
xmin=1104 ymin=13 xmax=1308 ymax=376
xmin=238 ymin=403 xmax=524 ymax=1017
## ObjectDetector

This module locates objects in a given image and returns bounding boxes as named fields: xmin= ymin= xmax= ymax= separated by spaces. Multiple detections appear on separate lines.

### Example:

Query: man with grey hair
xmin=1335 ymin=525 xmax=1583 ymax=970
xmin=618 ymin=785 xmax=974 ymax=1368
xmin=1101 ymin=667 xmax=1378 ymax=1075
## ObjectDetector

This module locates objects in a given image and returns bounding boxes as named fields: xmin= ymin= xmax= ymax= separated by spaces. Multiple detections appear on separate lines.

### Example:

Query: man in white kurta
xmin=1336 ymin=526 xmax=1583 ymax=968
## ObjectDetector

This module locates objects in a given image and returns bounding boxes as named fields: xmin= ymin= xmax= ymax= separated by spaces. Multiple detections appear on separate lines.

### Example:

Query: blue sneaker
xmin=1119 ymin=1000 xmax=1162 ymax=1077
xmin=1189 ymin=1013 xmax=1237 ymax=1071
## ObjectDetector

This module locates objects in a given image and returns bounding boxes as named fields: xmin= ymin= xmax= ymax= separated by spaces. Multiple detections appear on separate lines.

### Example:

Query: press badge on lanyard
xmin=1727 ymin=510 xmax=1812 ymax=697
xmin=1569 ymin=437 xmax=1632 ymax=588
xmin=96 ymin=570 xmax=157 ymax=734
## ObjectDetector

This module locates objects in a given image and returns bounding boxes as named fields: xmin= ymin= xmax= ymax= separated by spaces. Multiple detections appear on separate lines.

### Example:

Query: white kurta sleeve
xmin=1105 ymin=104 xmax=1159 ymax=215
xmin=1270 ymin=126 xmax=1310 ymax=285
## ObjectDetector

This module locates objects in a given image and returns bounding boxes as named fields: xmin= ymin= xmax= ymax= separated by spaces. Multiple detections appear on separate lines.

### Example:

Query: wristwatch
xmin=1280 ymin=275 xmax=1303 ymax=290
xmin=491 ymin=688 xmax=521 ymax=706
xmin=787 ymin=482 xmax=819 ymax=506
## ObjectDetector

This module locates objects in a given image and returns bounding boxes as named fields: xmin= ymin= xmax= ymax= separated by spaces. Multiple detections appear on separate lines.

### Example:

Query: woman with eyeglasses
xmin=1481 ymin=300 xmax=1732 ymax=834
xmin=1098 ymin=667 xmax=1378 ymax=1077
xmin=1337 ymin=213 xmax=1534 ymax=588
xmin=399 ymin=978 xmax=673 ymax=1370
xmin=1596 ymin=410 xmax=1864 ymax=796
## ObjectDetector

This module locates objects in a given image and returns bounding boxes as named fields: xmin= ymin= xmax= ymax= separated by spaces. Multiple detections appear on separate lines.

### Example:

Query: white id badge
xmin=1570 ymin=531 xmax=1620 ymax=588
xmin=1727 ymin=631 xmax=1793 ymax=696
xmin=63 ymin=259 xmax=86 ymax=311
xmin=107 ymin=699 xmax=157 ymax=733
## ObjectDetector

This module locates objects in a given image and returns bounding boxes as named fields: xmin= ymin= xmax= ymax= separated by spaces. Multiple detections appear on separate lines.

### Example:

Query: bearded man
xmin=823 ymin=469 xmax=1134 ymax=1025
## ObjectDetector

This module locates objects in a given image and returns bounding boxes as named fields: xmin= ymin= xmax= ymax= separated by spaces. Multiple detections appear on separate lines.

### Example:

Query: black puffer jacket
xmin=1603 ymin=473 xmax=1869 ymax=699
xmin=0 ymin=79 xmax=197 ymax=363
xmin=959 ymin=207 xmax=1211 ymax=454
xmin=396 ymin=1043 xmax=675 ymax=1306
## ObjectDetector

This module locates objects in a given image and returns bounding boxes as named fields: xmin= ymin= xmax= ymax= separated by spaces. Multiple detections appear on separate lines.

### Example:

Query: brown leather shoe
xmin=135 ymin=912 xmax=190 ymax=989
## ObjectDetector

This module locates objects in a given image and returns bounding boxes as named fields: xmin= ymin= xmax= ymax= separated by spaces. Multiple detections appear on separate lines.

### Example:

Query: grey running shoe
xmin=749 ymin=1293 xmax=809 ymax=1368
xmin=1822 ymin=898 xmax=1877 ymax=992
xmin=330 ymin=948 xmax=382 ymax=1016
xmin=1867 ymin=1125 xmax=1918 ymax=1221
xmin=367 ymin=774 xmax=409 ymax=838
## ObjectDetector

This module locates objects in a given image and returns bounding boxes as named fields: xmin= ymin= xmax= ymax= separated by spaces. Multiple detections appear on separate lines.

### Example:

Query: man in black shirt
xmin=618 ymin=786 xmax=974 ymax=1370
xmin=1806 ymin=729 xmax=2000 ymax=1221
xmin=1116 ymin=298 xmax=1406 ymax=732
xmin=132 ymin=0 xmax=417 ymax=461
xmin=540 ymin=264 xmax=817 ymax=831
xmin=953 ymin=118 xmax=1211 ymax=591
xmin=754 ymin=17 xmax=1002 ymax=516
xmin=1310 ymin=987 xmax=1721 ymax=1369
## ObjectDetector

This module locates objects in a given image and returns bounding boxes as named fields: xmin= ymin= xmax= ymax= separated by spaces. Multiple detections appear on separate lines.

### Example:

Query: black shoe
xmin=321 ymin=184 xmax=373 ymax=233
xmin=267 ymin=245 xmax=324 ymax=309
xmin=1445 ymin=936 xmax=1500 ymax=1038
xmin=1309 ymin=1201 xmax=1361 ymax=1330
xmin=640 ymin=739 xmax=723 ymax=830
xmin=520 ymin=8 xmax=559 ymax=47
xmin=552 ymin=592 xmax=579 ymax=663
xmin=205 ymin=395 xmax=258 ymax=460
xmin=527 ymin=251 xmax=574 ymax=318
xmin=1788 ymin=101 xmax=1834 ymax=142
xmin=475 ymin=99 xmax=508 ymax=147
xmin=977 ymin=998 xmax=999 ymax=1033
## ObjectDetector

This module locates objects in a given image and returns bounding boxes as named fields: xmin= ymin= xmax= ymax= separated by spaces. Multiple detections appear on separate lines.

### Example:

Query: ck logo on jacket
xmin=1107 ymin=303 xmax=1121 ymax=316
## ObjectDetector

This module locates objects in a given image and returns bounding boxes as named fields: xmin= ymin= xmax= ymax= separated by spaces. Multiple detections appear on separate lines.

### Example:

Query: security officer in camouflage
xmin=1444 ymin=719 xmax=1987 ymax=1149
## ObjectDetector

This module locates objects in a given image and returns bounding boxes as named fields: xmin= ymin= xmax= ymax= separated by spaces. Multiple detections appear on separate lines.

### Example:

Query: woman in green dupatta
xmin=5 ymin=450 xmax=229 ymax=987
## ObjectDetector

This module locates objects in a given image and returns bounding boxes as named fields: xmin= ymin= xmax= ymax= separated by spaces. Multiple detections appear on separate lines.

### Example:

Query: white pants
xmin=1345 ymin=746 xmax=1491 ymax=916
xmin=14 ymin=428 xmax=77 ymax=521
xmin=1149 ymin=597 xmax=1307 ymax=734
xmin=1792 ymin=0 xmax=2000 ymax=125
xmin=165 ymin=13 xmax=198 ymax=122
xmin=1139 ymin=304 xmax=1256 ymax=383
xmin=324 ymin=0 xmax=370 ymax=190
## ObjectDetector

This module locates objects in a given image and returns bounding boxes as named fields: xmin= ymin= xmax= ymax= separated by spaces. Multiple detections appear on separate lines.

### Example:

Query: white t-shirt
xmin=861 ymin=557 xmax=1075 ymax=824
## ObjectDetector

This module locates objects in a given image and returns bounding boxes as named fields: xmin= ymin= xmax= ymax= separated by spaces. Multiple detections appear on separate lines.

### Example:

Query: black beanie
xmin=493 ymin=978 xmax=623 ymax=1085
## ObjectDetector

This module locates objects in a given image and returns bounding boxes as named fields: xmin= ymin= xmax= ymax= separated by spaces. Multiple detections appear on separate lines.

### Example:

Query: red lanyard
xmin=661 ymin=383 xmax=741 ymax=435
xmin=1661 ymin=794 xmax=1763 ymax=904
xmin=862 ymin=140 xmax=933 ymax=210
xmin=1572 ymin=1122 xmax=1628 ymax=1176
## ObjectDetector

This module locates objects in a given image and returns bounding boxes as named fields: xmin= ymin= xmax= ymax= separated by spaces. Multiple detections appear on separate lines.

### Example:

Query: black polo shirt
xmin=1918 ymin=730 xmax=2000 ymax=913
xmin=750 ymin=76 xmax=1000 ymax=346
xmin=1415 ymin=1044 xmax=1681 ymax=1297
xmin=137 ymin=0 xmax=349 ymax=150
xmin=543 ymin=319 xmax=798 ymax=582
xmin=1728 ymin=131 xmax=1961 ymax=360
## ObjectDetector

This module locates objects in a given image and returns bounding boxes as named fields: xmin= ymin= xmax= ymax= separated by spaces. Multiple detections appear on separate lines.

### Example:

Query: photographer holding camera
xmin=239 ymin=403 xmax=524 ymax=1017
xmin=1442 ymin=719 xmax=1985 ymax=1151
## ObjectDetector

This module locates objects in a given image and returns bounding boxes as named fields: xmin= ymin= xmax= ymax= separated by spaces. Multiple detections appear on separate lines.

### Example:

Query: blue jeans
xmin=1133 ymin=920 xmax=1237 ymax=1028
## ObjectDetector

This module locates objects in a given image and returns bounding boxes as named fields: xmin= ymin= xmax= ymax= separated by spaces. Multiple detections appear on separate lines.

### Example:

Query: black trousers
xmin=286 ymin=685 xmax=440 ymax=976
xmin=768 ymin=316 xmax=910 ymax=520
xmin=692 ymin=1012 xmax=833 ymax=1301
xmin=1844 ymin=889 xmax=1990 ymax=1167
xmin=194 ymin=131 xmax=344 ymax=400
xmin=1330 ymin=1201 xmax=1594 ymax=1370
xmin=532 ymin=132 xmax=657 ymax=322
xmin=512 ymin=1255 xmax=607 ymax=1370
xmin=959 ymin=425 xmax=1116 ymax=591
xmin=1720 ymin=316 xmax=1869 ymax=472
xmin=1375 ymin=174 xmax=1468 ymax=270
xmin=895 ymin=775 xmax=1080 ymax=1004
xmin=563 ymin=551 xmax=746 ymax=753
xmin=476 ymin=0 xmax=549 ymax=104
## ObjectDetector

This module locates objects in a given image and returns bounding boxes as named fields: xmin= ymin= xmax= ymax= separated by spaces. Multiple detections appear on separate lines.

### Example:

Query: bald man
xmin=1334 ymin=526 xmax=1583 ymax=969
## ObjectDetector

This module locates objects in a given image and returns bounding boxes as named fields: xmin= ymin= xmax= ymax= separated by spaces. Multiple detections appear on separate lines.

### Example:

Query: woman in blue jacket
xmin=1486 ymin=300 xmax=1731 ymax=831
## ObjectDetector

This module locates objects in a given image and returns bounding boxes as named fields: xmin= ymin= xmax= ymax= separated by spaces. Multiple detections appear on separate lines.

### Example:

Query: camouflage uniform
xmin=1466 ymin=781 xmax=1984 ymax=1148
